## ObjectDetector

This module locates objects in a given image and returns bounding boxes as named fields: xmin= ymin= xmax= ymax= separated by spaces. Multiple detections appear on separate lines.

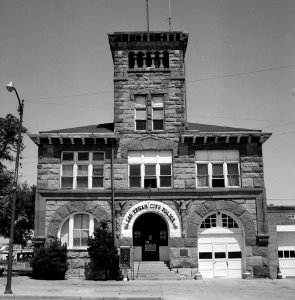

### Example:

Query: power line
xmin=186 ymin=63 xmax=295 ymax=83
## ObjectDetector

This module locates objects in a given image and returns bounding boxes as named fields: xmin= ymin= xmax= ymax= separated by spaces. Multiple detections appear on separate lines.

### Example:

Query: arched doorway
xmin=133 ymin=213 xmax=168 ymax=261
xmin=198 ymin=211 xmax=244 ymax=278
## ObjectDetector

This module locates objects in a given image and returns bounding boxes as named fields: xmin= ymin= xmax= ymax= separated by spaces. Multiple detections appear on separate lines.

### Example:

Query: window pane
xmin=284 ymin=251 xmax=289 ymax=258
xmin=61 ymin=177 xmax=73 ymax=188
xmin=212 ymin=164 xmax=223 ymax=175
xmin=74 ymin=214 xmax=89 ymax=229
xmin=197 ymin=164 xmax=209 ymax=187
xmin=278 ymin=250 xmax=283 ymax=258
xmin=152 ymin=96 xmax=164 ymax=107
xmin=199 ymin=252 xmax=212 ymax=259
xmin=144 ymin=178 xmax=157 ymax=188
xmin=130 ymin=177 xmax=141 ymax=187
xmin=136 ymin=120 xmax=146 ymax=130
xmin=153 ymin=120 xmax=164 ymax=130
xmin=160 ymin=165 xmax=171 ymax=175
xmin=78 ymin=165 xmax=88 ymax=175
xmin=136 ymin=109 xmax=147 ymax=120
xmin=130 ymin=165 xmax=141 ymax=176
xmin=93 ymin=152 xmax=104 ymax=161
xmin=290 ymin=251 xmax=295 ymax=258
xmin=215 ymin=252 xmax=226 ymax=259
xmin=63 ymin=152 xmax=74 ymax=161
xmin=60 ymin=219 xmax=69 ymax=246
xmin=153 ymin=109 xmax=164 ymax=119
xmin=78 ymin=152 xmax=89 ymax=161
xmin=228 ymin=164 xmax=239 ymax=174
xmin=135 ymin=96 xmax=146 ymax=107
xmin=93 ymin=165 xmax=103 ymax=176
xmin=228 ymin=252 xmax=242 ymax=259
xmin=62 ymin=165 xmax=73 ymax=176
xmin=93 ymin=177 xmax=103 ymax=188
xmin=145 ymin=165 xmax=156 ymax=176
xmin=160 ymin=176 xmax=171 ymax=187
xmin=77 ymin=177 xmax=88 ymax=188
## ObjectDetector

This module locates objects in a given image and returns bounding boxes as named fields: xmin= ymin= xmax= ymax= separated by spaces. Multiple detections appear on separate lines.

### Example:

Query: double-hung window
xmin=135 ymin=95 xmax=147 ymax=131
xmin=152 ymin=95 xmax=164 ymax=130
xmin=196 ymin=150 xmax=240 ymax=188
xmin=61 ymin=151 xmax=104 ymax=189
xmin=128 ymin=150 xmax=172 ymax=188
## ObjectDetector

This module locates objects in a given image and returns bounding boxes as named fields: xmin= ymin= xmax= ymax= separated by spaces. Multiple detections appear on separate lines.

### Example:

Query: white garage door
xmin=198 ymin=234 xmax=243 ymax=278
xmin=278 ymin=230 xmax=295 ymax=278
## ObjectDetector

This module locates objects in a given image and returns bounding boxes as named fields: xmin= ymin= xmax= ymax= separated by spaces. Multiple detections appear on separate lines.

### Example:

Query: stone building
xmin=30 ymin=31 xmax=272 ymax=279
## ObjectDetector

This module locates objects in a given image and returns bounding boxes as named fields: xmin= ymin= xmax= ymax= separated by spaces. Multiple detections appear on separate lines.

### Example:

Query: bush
xmin=86 ymin=221 xmax=118 ymax=280
xmin=31 ymin=238 xmax=68 ymax=280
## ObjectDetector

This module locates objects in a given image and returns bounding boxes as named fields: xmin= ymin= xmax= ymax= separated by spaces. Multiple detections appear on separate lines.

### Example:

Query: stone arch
xmin=186 ymin=200 xmax=256 ymax=240
xmin=120 ymin=200 xmax=181 ymax=238
xmin=46 ymin=201 xmax=111 ymax=239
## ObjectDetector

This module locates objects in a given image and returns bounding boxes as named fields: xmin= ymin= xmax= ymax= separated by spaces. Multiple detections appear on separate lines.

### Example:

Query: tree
xmin=86 ymin=221 xmax=119 ymax=280
xmin=31 ymin=238 xmax=68 ymax=280
xmin=0 ymin=113 xmax=27 ymax=197
xmin=0 ymin=183 xmax=35 ymax=245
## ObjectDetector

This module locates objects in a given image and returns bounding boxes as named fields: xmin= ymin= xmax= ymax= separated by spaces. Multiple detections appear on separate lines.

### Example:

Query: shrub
xmin=86 ymin=221 xmax=118 ymax=280
xmin=31 ymin=238 xmax=68 ymax=280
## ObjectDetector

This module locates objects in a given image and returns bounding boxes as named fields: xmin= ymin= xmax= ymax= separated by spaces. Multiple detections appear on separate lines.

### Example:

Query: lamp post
xmin=4 ymin=81 xmax=24 ymax=294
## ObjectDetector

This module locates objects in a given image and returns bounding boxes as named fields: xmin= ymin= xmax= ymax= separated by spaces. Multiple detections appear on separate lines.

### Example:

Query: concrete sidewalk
xmin=0 ymin=276 xmax=295 ymax=300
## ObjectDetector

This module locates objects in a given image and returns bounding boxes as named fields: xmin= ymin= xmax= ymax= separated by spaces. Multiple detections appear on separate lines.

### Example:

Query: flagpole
xmin=146 ymin=0 xmax=149 ymax=31
xmin=168 ymin=0 xmax=171 ymax=31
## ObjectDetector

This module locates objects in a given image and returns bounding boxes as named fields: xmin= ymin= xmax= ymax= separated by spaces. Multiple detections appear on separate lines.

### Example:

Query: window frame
xmin=151 ymin=95 xmax=164 ymax=131
xmin=195 ymin=150 xmax=240 ymax=188
xmin=134 ymin=95 xmax=147 ymax=131
xmin=58 ymin=213 xmax=98 ymax=249
xmin=61 ymin=151 xmax=105 ymax=189
xmin=128 ymin=150 xmax=172 ymax=189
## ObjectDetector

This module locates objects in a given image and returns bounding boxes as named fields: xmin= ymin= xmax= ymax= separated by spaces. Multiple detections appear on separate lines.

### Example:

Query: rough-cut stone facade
xmin=31 ymin=31 xmax=272 ymax=279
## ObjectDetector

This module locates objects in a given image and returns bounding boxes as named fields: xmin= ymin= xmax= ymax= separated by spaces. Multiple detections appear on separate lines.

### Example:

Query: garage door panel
xmin=277 ymin=231 xmax=295 ymax=278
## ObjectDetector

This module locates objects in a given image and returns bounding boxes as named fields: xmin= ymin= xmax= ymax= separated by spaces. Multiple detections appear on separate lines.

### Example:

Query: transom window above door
xmin=200 ymin=213 xmax=239 ymax=229
xmin=128 ymin=150 xmax=172 ymax=188
xmin=196 ymin=150 xmax=240 ymax=188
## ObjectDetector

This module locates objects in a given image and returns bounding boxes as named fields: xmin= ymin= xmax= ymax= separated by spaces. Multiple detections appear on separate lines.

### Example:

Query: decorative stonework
xmin=186 ymin=200 xmax=256 ymax=239
xmin=46 ymin=201 xmax=111 ymax=239
xmin=120 ymin=200 xmax=182 ymax=238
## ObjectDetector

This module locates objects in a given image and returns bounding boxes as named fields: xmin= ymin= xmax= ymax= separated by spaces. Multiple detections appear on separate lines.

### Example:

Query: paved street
xmin=0 ymin=276 xmax=295 ymax=300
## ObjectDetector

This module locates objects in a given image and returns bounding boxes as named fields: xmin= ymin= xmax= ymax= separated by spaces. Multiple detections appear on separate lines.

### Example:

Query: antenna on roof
xmin=168 ymin=0 xmax=172 ymax=31
xmin=146 ymin=0 xmax=150 ymax=31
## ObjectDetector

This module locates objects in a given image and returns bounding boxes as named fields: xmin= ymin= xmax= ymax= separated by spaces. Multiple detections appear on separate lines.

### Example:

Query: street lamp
xmin=4 ymin=81 xmax=24 ymax=294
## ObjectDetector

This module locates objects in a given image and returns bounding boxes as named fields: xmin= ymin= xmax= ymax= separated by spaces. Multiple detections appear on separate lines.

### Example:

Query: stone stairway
xmin=133 ymin=261 xmax=180 ymax=280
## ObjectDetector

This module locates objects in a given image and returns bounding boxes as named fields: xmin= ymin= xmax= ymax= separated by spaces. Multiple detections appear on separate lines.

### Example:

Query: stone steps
xmin=133 ymin=261 xmax=180 ymax=280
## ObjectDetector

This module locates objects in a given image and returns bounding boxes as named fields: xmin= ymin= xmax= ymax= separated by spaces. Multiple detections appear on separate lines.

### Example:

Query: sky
xmin=0 ymin=0 xmax=295 ymax=205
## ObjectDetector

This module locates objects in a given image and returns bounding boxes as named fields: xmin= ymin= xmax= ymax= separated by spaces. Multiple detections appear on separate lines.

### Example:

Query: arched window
xmin=146 ymin=52 xmax=152 ymax=67
xmin=200 ymin=212 xmax=239 ymax=229
xmin=154 ymin=52 xmax=160 ymax=68
xmin=137 ymin=52 xmax=144 ymax=68
xmin=163 ymin=51 xmax=169 ymax=68
xmin=128 ymin=52 xmax=135 ymax=69
xmin=59 ymin=213 xmax=99 ymax=248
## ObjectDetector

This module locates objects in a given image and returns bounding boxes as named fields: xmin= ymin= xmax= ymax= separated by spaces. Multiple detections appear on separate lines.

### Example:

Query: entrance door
xmin=133 ymin=213 xmax=168 ymax=261
xmin=198 ymin=234 xmax=243 ymax=278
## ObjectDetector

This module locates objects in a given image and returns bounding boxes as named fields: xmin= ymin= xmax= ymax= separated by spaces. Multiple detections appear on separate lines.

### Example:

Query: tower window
xmin=163 ymin=51 xmax=169 ymax=68
xmin=152 ymin=95 xmax=164 ymax=131
xmin=135 ymin=95 xmax=147 ymax=131
xmin=128 ymin=52 xmax=135 ymax=68
xmin=137 ymin=52 xmax=144 ymax=68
